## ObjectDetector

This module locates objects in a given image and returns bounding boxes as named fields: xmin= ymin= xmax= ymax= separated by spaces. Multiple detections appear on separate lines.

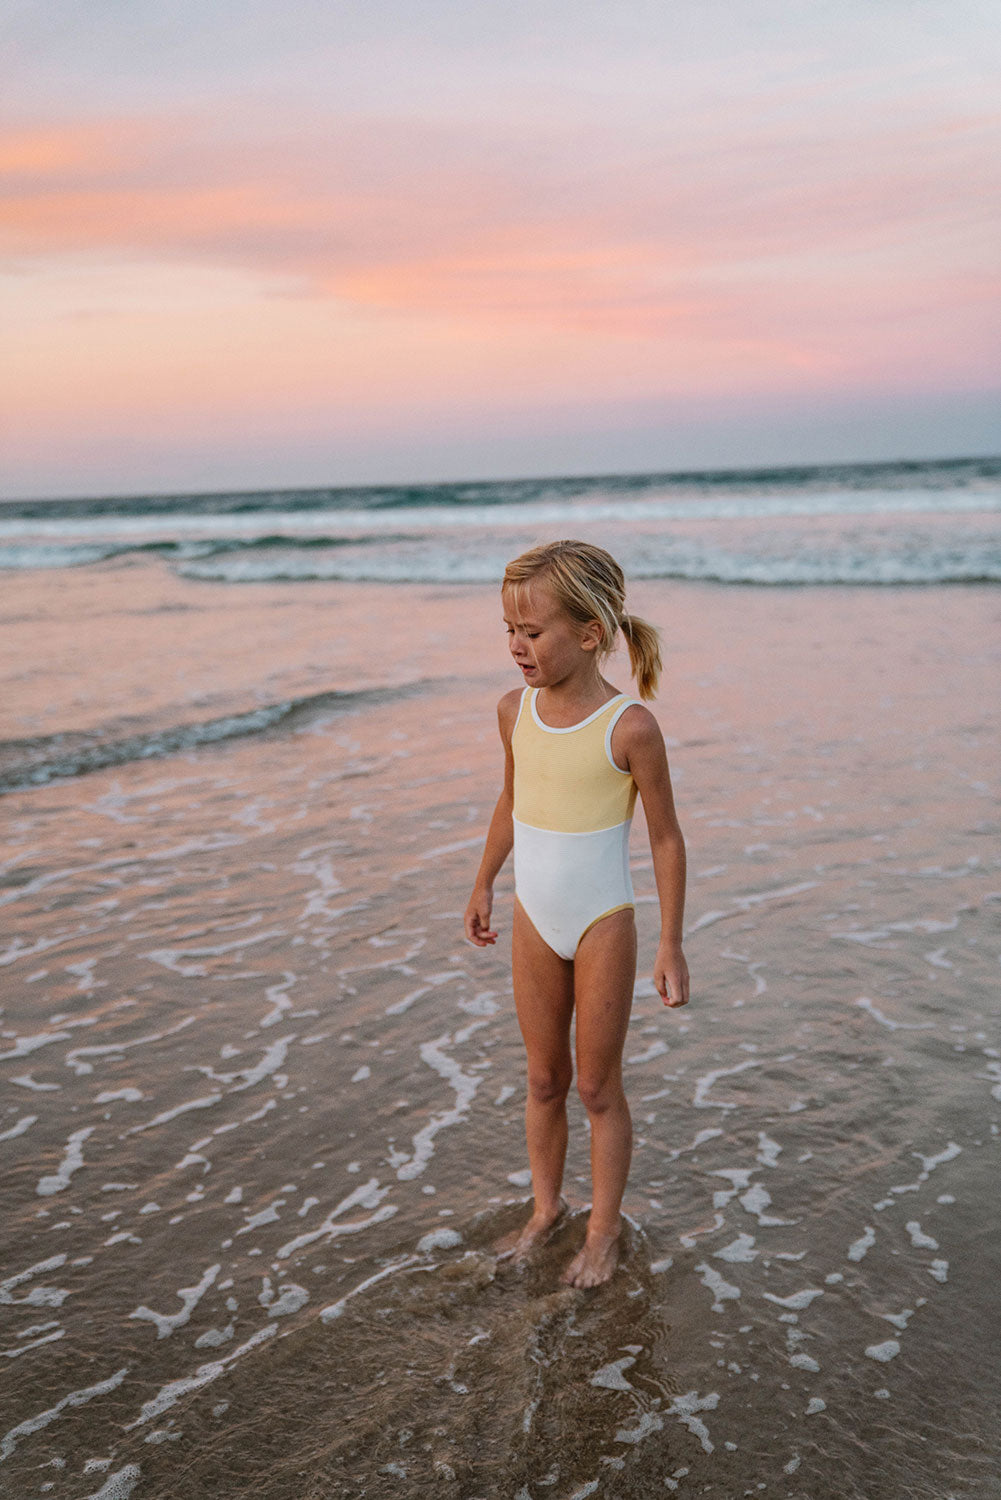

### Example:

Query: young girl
xmin=464 ymin=539 xmax=689 ymax=1288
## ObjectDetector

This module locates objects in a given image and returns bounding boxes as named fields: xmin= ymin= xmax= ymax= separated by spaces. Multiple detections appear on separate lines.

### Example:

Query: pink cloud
xmin=1 ymin=101 xmax=998 ymax=401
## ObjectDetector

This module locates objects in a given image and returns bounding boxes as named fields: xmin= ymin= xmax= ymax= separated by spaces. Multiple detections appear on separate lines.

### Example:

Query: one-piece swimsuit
xmin=511 ymin=686 xmax=638 ymax=960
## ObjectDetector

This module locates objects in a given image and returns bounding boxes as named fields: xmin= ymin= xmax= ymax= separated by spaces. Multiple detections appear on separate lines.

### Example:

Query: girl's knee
xmin=576 ymin=1074 xmax=625 ymax=1116
xmin=528 ymin=1068 xmax=572 ymax=1107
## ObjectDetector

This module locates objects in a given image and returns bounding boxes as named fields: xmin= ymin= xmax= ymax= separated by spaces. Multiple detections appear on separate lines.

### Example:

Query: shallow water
xmin=1 ymin=565 xmax=999 ymax=1498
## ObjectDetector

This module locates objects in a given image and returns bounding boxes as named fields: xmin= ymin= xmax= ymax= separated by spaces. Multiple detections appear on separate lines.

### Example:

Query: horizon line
xmin=3 ymin=450 xmax=1000 ymax=510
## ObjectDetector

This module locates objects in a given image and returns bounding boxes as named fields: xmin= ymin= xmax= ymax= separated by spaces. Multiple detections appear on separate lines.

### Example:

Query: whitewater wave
xmin=171 ymin=535 xmax=1001 ymax=587
xmin=0 ymin=680 xmax=441 ymax=794
xmin=2 ymin=528 xmax=1000 ymax=587
xmin=2 ymin=454 xmax=998 ymax=586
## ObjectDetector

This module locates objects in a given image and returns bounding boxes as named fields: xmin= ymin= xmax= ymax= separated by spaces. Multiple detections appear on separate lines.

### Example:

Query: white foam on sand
xmin=915 ymin=1143 xmax=962 ymax=1175
xmin=386 ymin=970 xmax=463 ymax=1016
xmin=258 ymin=1278 xmax=309 ymax=1317
xmin=626 ymin=1039 xmax=669 ymax=1065
xmin=667 ymin=1391 xmax=719 ymax=1453
xmin=615 ymin=1411 xmax=664 ymax=1444
xmin=882 ymin=1305 xmax=921 ymax=1330
xmin=590 ymin=1357 xmax=635 ymax=1391
xmin=65 ymin=1015 xmax=196 ymax=1075
xmin=395 ymin=1030 xmax=483 ymax=1181
xmin=36 ymin=1126 xmax=94 ymax=1196
xmin=143 ymin=930 xmax=284 ymax=977
xmin=848 ymin=1226 xmax=876 ymax=1261
xmin=416 ymin=1228 xmax=463 ymax=1253
xmin=710 ymin=1167 xmax=755 ymax=1208
xmin=85 ymin=1465 xmax=141 ymax=1500
xmin=237 ymin=1199 xmax=286 ymax=1234
xmin=739 ymin=1182 xmax=795 ymax=1227
xmin=276 ymin=1178 xmax=396 ymax=1259
xmin=756 ymin=1132 xmax=782 ymax=1167
xmin=3 ymin=1326 xmax=65 ymax=1359
xmin=1 ymin=1367 xmax=129 ymax=1460
xmin=714 ymin=1234 xmax=757 ymax=1264
xmin=693 ymin=1054 xmax=796 ymax=1111
xmin=319 ymin=1256 xmax=422 ymax=1323
xmin=0 ymin=1030 xmax=72 ymax=1062
xmin=260 ymin=973 xmax=296 ymax=1027
xmin=695 ymin=1263 xmax=741 ymax=1311
xmin=125 ymin=1326 xmax=278 ymax=1428
xmin=735 ymin=881 xmax=820 ymax=908
xmin=130 ymin=1264 xmax=220 ymax=1338
xmin=886 ymin=1141 xmax=962 ymax=1197
xmin=905 ymin=1220 xmax=939 ymax=1250
xmin=854 ymin=997 xmax=934 ymax=1032
xmin=693 ymin=1059 xmax=762 ymax=1111
xmin=764 ymin=1288 xmax=824 ymax=1311
xmin=865 ymin=1340 xmax=900 ymax=1362
xmin=233 ymin=1036 xmax=294 ymax=1091
xmin=0 ymin=1114 xmax=38 ymax=1142
xmin=127 ymin=1092 xmax=222 ymax=1135
xmin=0 ymin=1254 xmax=68 ymax=1308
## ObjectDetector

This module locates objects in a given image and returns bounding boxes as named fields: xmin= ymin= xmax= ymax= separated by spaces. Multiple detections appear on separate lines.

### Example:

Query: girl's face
xmin=502 ymin=580 xmax=601 ymax=689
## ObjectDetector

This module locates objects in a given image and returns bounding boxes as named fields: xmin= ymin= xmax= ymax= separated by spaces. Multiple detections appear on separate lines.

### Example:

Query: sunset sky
xmin=2 ymin=0 xmax=999 ymax=498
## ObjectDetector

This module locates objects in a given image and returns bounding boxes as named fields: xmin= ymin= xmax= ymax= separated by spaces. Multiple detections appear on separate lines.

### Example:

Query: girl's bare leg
xmin=497 ymin=900 xmax=575 ymax=1260
xmin=561 ymin=907 xmax=636 ymax=1288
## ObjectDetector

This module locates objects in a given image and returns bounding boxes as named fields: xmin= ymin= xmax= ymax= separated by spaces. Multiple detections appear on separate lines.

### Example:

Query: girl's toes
xmin=560 ymin=1250 xmax=585 ymax=1286
xmin=561 ymin=1235 xmax=619 ymax=1288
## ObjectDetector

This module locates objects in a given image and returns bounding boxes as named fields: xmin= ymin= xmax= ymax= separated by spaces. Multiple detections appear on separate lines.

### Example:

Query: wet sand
xmin=1 ymin=560 xmax=999 ymax=1498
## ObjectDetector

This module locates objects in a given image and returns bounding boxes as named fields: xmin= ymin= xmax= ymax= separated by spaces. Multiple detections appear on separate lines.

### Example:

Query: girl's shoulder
xmin=497 ymin=686 xmax=526 ymax=737
xmin=616 ymin=699 xmax=661 ymax=736
xmin=610 ymin=700 xmax=666 ymax=761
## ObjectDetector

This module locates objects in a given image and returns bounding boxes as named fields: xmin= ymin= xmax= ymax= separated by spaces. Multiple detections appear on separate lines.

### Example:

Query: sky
xmin=2 ymin=0 xmax=999 ymax=498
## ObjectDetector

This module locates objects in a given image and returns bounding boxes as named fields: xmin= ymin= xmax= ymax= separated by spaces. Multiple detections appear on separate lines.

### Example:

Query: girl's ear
xmin=580 ymin=618 xmax=604 ymax=653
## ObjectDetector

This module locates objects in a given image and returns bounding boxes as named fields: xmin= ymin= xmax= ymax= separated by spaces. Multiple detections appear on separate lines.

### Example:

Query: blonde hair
xmin=502 ymin=539 xmax=662 ymax=700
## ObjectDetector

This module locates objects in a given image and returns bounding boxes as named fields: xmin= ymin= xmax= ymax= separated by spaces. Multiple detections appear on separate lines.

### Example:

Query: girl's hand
xmin=655 ymin=942 xmax=689 ymax=1008
xmin=464 ymin=886 xmax=498 ymax=946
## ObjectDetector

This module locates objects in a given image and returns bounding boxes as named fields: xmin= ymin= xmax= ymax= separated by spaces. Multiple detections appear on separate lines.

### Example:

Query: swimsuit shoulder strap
xmin=604 ymin=695 xmax=641 ymax=772
xmin=512 ymin=685 xmax=532 ymax=736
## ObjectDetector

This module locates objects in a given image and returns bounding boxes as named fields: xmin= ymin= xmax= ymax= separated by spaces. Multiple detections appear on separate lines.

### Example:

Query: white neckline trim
xmin=530 ymin=689 xmax=628 ymax=734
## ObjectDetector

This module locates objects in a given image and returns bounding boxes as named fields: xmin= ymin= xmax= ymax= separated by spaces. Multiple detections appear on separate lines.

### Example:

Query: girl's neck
xmin=537 ymin=670 xmax=617 ymax=722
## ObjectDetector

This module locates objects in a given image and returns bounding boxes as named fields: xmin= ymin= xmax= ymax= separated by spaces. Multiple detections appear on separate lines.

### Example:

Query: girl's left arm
xmin=620 ymin=707 xmax=690 ymax=1009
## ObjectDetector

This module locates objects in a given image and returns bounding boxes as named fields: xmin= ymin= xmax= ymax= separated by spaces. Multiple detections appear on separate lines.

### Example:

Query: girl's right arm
xmin=464 ymin=690 xmax=521 ymax=947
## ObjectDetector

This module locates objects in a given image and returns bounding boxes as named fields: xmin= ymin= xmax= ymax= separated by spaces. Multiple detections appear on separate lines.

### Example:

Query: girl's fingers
xmin=657 ymin=969 xmax=689 ymax=1007
xmin=465 ymin=910 xmax=498 ymax=946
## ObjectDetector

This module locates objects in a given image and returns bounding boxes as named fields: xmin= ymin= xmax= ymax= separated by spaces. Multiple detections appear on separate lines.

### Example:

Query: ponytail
xmin=620 ymin=611 xmax=662 ymax=701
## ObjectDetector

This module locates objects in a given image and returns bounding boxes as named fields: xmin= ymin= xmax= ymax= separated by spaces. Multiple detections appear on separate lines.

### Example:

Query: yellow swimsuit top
xmin=511 ymin=688 xmax=638 ymax=834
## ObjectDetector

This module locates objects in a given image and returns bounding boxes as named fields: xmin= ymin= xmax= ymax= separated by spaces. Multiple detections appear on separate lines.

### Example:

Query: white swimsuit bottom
xmin=513 ymin=815 xmax=634 ymax=961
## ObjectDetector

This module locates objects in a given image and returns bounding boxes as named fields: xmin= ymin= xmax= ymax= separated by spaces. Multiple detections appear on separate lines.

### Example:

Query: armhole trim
xmin=604 ymin=699 xmax=639 ymax=773
xmin=512 ymin=685 xmax=531 ymax=738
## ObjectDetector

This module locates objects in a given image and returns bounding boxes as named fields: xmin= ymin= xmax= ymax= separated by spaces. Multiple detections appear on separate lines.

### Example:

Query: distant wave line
xmin=2 ymin=453 xmax=998 ymax=519
xmin=2 ymin=485 xmax=1000 ymax=558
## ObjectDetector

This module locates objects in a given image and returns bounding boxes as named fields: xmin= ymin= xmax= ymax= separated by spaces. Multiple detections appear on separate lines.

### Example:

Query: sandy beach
xmin=1 ymin=551 xmax=998 ymax=1497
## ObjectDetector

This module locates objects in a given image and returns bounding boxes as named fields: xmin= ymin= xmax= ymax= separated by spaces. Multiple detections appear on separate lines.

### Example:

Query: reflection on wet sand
xmin=1 ymin=566 xmax=998 ymax=1497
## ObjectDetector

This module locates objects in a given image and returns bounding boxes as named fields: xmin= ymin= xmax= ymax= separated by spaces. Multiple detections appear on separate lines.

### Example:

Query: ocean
xmin=1 ymin=455 xmax=999 ymax=1498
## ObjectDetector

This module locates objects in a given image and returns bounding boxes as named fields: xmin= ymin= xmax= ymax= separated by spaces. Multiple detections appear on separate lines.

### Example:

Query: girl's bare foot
xmin=495 ymin=1200 xmax=566 ymax=1263
xmin=560 ymin=1228 xmax=620 ymax=1288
